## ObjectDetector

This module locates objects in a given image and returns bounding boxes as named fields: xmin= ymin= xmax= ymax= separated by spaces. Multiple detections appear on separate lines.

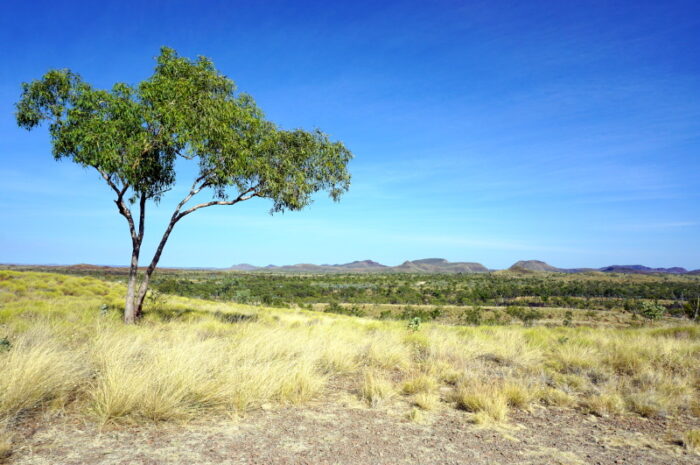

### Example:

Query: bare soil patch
xmin=8 ymin=400 xmax=699 ymax=465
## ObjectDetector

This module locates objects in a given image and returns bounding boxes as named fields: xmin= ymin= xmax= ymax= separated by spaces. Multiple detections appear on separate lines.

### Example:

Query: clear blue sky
xmin=1 ymin=0 xmax=699 ymax=270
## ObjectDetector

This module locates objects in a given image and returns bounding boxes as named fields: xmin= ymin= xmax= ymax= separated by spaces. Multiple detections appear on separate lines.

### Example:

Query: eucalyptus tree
xmin=16 ymin=47 xmax=352 ymax=323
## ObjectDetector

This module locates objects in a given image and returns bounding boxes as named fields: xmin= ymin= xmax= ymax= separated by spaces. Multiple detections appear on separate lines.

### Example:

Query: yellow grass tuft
xmin=413 ymin=392 xmax=440 ymax=410
xmin=502 ymin=381 xmax=537 ymax=409
xmin=684 ymin=429 xmax=700 ymax=453
xmin=0 ymin=336 xmax=86 ymax=420
xmin=453 ymin=379 xmax=509 ymax=423
xmin=0 ymin=428 xmax=11 ymax=463
xmin=360 ymin=370 xmax=395 ymax=407
xmin=581 ymin=392 xmax=625 ymax=417
xmin=402 ymin=374 xmax=438 ymax=395
xmin=407 ymin=406 xmax=425 ymax=423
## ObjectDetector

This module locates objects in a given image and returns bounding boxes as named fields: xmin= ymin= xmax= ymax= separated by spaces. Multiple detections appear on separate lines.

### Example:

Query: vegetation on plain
xmin=1 ymin=269 xmax=698 ymax=459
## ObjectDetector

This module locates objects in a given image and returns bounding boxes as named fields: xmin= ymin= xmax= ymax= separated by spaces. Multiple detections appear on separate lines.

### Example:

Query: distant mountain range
xmin=227 ymin=258 xmax=700 ymax=275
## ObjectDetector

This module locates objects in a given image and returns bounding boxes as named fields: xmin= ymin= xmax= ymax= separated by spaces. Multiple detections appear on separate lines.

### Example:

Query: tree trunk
xmin=134 ymin=272 xmax=151 ymax=319
xmin=124 ymin=269 xmax=138 ymax=324
xmin=133 ymin=215 xmax=179 ymax=318
xmin=123 ymin=194 xmax=146 ymax=324
xmin=123 ymin=241 xmax=141 ymax=324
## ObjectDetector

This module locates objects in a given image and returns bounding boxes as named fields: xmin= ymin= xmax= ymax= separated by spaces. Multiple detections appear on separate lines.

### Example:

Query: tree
xmin=15 ymin=47 xmax=352 ymax=323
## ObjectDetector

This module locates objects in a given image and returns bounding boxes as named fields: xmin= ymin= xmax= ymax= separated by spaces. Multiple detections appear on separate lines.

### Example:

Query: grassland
xmin=1 ymin=270 xmax=699 ymax=463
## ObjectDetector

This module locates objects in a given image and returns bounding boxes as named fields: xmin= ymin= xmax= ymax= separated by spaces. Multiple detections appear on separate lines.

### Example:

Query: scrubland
xmin=0 ymin=270 xmax=699 ymax=462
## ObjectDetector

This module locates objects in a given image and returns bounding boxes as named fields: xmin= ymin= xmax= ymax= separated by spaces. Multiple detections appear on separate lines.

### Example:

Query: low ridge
xmin=509 ymin=260 xmax=561 ymax=273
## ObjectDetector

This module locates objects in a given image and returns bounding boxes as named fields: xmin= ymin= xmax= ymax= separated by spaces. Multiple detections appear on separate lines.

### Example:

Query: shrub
xmin=639 ymin=301 xmax=665 ymax=321
xmin=505 ymin=306 xmax=543 ymax=327
xmin=407 ymin=317 xmax=421 ymax=332
xmin=462 ymin=306 xmax=482 ymax=325
xmin=324 ymin=302 xmax=365 ymax=317
xmin=563 ymin=311 xmax=573 ymax=327
xmin=683 ymin=298 xmax=700 ymax=321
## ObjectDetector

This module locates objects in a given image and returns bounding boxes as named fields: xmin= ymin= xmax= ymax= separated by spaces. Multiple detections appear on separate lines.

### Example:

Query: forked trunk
xmin=123 ymin=196 xmax=144 ymax=324
xmin=132 ymin=214 xmax=178 ymax=321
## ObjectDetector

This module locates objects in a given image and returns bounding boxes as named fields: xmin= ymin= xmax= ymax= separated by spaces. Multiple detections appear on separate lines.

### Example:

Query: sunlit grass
xmin=0 ymin=270 xmax=698 ymax=434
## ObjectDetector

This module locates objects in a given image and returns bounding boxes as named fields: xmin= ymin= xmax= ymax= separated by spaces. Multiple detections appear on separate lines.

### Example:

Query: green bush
xmin=462 ymin=306 xmax=482 ymax=325
xmin=407 ymin=317 xmax=421 ymax=332
xmin=563 ymin=310 xmax=573 ymax=327
xmin=639 ymin=301 xmax=665 ymax=321
xmin=505 ymin=306 xmax=543 ymax=327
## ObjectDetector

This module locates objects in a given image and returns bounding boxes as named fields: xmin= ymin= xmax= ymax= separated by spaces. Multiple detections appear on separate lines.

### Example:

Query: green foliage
xmin=683 ymin=298 xmax=700 ymax=320
xmin=505 ymin=306 xmax=543 ymax=326
xmin=0 ymin=337 xmax=11 ymax=353
xmin=15 ymin=48 xmax=352 ymax=211
xmin=400 ymin=305 xmax=441 ymax=321
xmin=324 ymin=302 xmax=365 ymax=317
xmin=325 ymin=301 xmax=343 ymax=314
xmin=563 ymin=310 xmax=573 ymax=327
xmin=142 ymin=270 xmax=700 ymax=310
xmin=639 ymin=301 xmax=665 ymax=320
xmin=462 ymin=305 xmax=483 ymax=325
xmin=407 ymin=317 xmax=422 ymax=332
xmin=6 ymin=265 xmax=700 ymax=322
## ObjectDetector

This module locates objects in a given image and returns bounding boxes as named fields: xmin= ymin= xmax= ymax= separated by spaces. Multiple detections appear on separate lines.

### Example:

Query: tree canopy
xmin=16 ymin=47 xmax=352 ymax=210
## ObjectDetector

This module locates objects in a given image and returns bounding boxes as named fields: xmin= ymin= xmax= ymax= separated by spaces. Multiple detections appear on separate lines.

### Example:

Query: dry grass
xmin=413 ymin=392 xmax=440 ymax=410
xmin=402 ymin=374 xmax=438 ymax=395
xmin=453 ymin=379 xmax=509 ymax=423
xmin=0 ymin=427 xmax=11 ymax=463
xmin=684 ymin=429 xmax=700 ymax=453
xmin=0 ymin=270 xmax=698 ymax=435
xmin=407 ymin=406 xmax=426 ymax=423
xmin=581 ymin=392 xmax=625 ymax=417
xmin=0 ymin=335 xmax=86 ymax=419
xmin=360 ymin=370 xmax=395 ymax=407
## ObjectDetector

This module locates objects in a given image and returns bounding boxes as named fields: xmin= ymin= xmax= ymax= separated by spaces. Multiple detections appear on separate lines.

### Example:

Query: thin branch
xmin=137 ymin=193 xmax=146 ymax=242
xmin=96 ymin=168 xmax=136 ymax=239
xmin=134 ymin=179 xmax=260 ymax=310
xmin=176 ymin=187 xmax=258 ymax=221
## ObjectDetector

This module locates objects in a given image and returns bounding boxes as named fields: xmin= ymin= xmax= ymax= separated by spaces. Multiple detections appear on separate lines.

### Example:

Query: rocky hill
xmin=508 ymin=260 xmax=561 ymax=273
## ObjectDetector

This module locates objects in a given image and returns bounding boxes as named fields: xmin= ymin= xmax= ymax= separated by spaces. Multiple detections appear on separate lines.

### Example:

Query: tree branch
xmin=137 ymin=192 xmax=146 ymax=242
xmin=176 ymin=187 xmax=259 ymax=221
xmin=96 ymin=168 xmax=136 ymax=240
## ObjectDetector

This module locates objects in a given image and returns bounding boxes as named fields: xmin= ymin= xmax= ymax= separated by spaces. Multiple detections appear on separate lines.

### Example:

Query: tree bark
xmin=124 ymin=193 xmax=146 ymax=324
xmin=134 ymin=215 xmax=177 ymax=317
xmin=123 ymin=249 xmax=140 ymax=324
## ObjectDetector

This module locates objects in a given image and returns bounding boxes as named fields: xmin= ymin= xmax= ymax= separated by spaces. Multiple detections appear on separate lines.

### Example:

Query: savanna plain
xmin=1 ymin=266 xmax=699 ymax=464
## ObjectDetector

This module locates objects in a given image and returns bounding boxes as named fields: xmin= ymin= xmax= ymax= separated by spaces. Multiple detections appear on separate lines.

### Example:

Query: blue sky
xmin=1 ymin=0 xmax=699 ymax=269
